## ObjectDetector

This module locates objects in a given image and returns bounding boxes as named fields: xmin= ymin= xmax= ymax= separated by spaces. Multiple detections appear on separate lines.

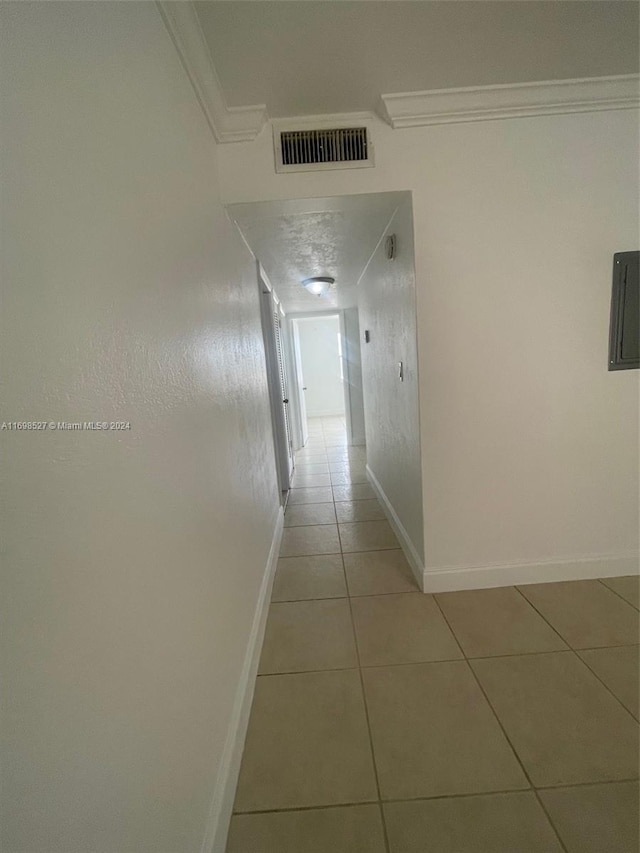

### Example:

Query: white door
xmin=259 ymin=271 xmax=293 ymax=498
xmin=292 ymin=319 xmax=309 ymax=447
xmin=272 ymin=307 xmax=295 ymax=479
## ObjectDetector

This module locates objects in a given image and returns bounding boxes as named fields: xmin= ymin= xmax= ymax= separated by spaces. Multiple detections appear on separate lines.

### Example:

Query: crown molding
xmin=379 ymin=74 xmax=640 ymax=129
xmin=156 ymin=1 xmax=267 ymax=143
xmin=270 ymin=111 xmax=379 ymax=131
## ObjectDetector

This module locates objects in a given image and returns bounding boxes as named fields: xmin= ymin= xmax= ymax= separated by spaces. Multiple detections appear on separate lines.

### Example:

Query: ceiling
xmin=194 ymin=1 xmax=639 ymax=118
xmin=228 ymin=192 xmax=407 ymax=312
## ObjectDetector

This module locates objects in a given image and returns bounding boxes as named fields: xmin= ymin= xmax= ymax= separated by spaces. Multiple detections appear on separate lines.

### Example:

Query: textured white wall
xmin=358 ymin=198 xmax=424 ymax=561
xmin=219 ymin=105 xmax=640 ymax=582
xmin=296 ymin=316 xmax=345 ymax=417
xmin=0 ymin=3 xmax=279 ymax=851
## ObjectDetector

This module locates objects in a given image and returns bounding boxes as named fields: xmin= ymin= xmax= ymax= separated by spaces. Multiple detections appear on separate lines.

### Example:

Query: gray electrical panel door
xmin=609 ymin=251 xmax=639 ymax=370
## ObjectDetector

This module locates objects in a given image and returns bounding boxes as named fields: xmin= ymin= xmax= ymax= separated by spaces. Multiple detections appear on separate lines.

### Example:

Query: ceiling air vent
xmin=274 ymin=125 xmax=374 ymax=173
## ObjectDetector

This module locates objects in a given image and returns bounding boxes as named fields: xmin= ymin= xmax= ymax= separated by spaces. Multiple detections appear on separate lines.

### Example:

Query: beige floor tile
xmin=234 ymin=670 xmax=378 ymax=811
xmin=280 ymin=524 xmax=340 ymax=557
xmin=344 ymin=550 xmax=419 ymax=596
xmin=471 ymin=652 xmax=640 ymax=787
xmin=227 ymin=805 xmax=387 ymax=853
xmin=362 ymin=661 xmax=528 ymax=799
xmin=339 ymin=520 xmax=399 ymax=552
xmin=288 ymin=486 xmax=334 ymax=505
xmin=272 ymin=555 xmax=347 ymax=602
xmin=330 ymin=470 xmax=369 ymax=485
xmin=352 ymin=593 xmax=463 ymax=666
xmin=577 ymin=645 xmax=639 ymax=718
xmin=436 ymin=587 xmax=568 ymax=658
xmin=328 ymin=460 xmax=367 ymax=471
xmin=335 ymin=500 xmax=386 ymax=523
xmin=284 ymin=503 xmax=337 ymax=527
xmin=258 ymin=599 xmax=357 ymax=674
xmin=517 ymin=580 xmax=639 ymax=648
xmin=326 ymin=448 xmax=366 ymax=461
xmin=384 ymin=792 xmax=563 ymax=853
xmin=600 ymin=575 xmax=640 ymax=609
xmin=295 ymin=462 xmax=330 ymax=475
xmin=539 ymin=782 xmax=640 ymax=853
xmin=327 ymin=450 xmax=366 ymax=474
xmin=329 ymin=460 xmax=367 ymax=473
xmin=333 ymin=484 xmax=376 ymax=501
xmin=292 ymin=473 xmax=332 ymax=488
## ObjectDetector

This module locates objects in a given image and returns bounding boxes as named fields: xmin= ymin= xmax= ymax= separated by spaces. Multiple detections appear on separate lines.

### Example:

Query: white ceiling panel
xmin=194 ymin=1 xmax=638 ymax=118
xmin=228 ymin=192 xmax=407 ymax=313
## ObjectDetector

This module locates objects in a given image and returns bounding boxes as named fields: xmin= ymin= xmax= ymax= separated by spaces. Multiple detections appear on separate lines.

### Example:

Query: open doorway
xmin=227 ymin=191 xmax=425 ymax=582
xmin=288 ymin=310 xmax=366 ymax=451
xmin=258 ymin=264 xmax=294 ymax=503
xmin=291 ymin=314 xmax=344 ymax=448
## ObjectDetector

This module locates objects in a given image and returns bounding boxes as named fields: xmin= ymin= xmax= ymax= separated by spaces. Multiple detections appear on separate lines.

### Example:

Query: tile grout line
xmin=335 ymin=469 xmax=393 ymax=853
xmin=280 ymin=545 xmax=401 ymax=559
xmin=596 ymin=577 xmax=640 ymax=612
xmin=241 ymin=452 xmax=636 ymax=848
xmin=232 ymin=777 xmax=640 ymax=817
xmin=284 ymin=509 xmax=388 ymax=529
xmin=572 ymin=652 xmax=640 ymax=724
xmin=513 ymin=586 xmax=640 ymax=723
xmin=429 ymin=595 xmax=570 ymax=853
xmin=513 ymin=586 xmax=576 ymax=649
xmin=344 ymin=581 xmax=394 ymax=853
xmin=256 ymin=643 xmax=640 ymax=677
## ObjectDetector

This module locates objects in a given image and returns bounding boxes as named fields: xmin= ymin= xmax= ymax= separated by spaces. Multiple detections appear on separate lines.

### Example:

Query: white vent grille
xmin=274 ymin=125 xmax=374 ymax=173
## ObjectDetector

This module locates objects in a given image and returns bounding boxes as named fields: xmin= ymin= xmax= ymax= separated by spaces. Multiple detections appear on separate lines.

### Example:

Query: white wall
xmin=358 ymin=198 xmax=424 ymax=564
xmin=0 ymin=4 xmax=279 ymax=852
xmin=218 ymin=105 xmax=640 ymax=588
xmin=296 ymin=316 xmax=345 ymax=417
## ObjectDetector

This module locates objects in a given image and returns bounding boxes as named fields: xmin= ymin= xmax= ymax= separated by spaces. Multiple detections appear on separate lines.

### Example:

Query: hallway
xmin=226 ymin=418 xmax=639 ymax=852
xmin=3 ymin=4 xmax=639 ymax=851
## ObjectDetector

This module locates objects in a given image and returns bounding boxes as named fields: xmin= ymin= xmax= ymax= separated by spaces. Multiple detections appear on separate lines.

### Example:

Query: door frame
xmin=287 ymin=309 xmax=358 ymax=447
xmin=258 ymin=263 xmax=294 ymax=500
xmin=288 ymin=319 xmax=308 ymax=450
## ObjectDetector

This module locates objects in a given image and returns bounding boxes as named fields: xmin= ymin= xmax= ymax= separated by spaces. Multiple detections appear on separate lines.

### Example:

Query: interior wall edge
xmin=422 ymin=552 xmax=640 ymax=594
xmin=366 ymin=464 xmax=426 ymax=592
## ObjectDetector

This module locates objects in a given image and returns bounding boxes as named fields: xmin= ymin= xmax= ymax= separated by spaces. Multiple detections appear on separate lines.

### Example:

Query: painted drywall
xmin=343 ymin=308 xmax=366 ymax=446
xmin=296 ymin=316 xmax=345 ymax=417
xmin=218 ymin=106 xmax=640 ymax=585
xmin=195 ymin=1 xmax=639 ymax=116
xmin=358 ymin=199 xmax=424 ymax=562
xmin=0 ymin=4 xmax=279 ymax=852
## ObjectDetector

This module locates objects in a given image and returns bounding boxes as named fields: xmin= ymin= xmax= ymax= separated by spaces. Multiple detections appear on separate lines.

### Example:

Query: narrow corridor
xmin=226 ymin=418 xmax=639 ymax=853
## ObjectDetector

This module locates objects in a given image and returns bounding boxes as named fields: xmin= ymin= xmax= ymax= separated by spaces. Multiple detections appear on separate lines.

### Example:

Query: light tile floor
xmin=227 ymin=417 xmax=640 ymax=853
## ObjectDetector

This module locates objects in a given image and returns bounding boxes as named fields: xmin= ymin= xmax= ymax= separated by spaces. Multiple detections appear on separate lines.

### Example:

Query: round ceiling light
xmin=301 ymin=276 xmax=335 ymax=296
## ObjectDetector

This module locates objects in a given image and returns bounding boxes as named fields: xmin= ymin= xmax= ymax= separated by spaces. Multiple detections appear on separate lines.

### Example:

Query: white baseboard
xmin=365 ymin=463 xmax=638 ymax=593
xmin=201 ymin=507 xmax=284 ymax=853
xmin=366 ymin=465 xmax=425 ymax=591
xmin=422 ymin=552 xmax=639 ymax=593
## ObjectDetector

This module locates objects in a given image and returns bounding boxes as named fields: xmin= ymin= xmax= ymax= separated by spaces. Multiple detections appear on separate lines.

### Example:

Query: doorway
xmin=258 ymin=264 xmax=294 ymax=503
xmin=292 ymin=314 xmax=344 ymax=445
xmin=228 ymin=191 xmax=425 ymax=576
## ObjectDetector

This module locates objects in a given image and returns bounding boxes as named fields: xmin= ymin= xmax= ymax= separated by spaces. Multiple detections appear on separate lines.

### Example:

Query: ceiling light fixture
xmin=301 ymin=276 xmax=335 ymax=296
